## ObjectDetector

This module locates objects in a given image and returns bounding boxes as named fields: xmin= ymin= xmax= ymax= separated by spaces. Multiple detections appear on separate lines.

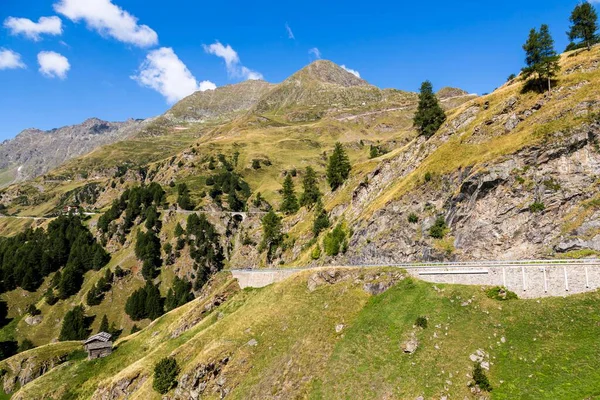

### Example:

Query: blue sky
xmin=0 ymin=0 xmax=592 ymax=141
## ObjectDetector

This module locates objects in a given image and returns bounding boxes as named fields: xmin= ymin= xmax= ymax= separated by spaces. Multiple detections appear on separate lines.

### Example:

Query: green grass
xmin=9 ymin=269 xmax=600 ymax=399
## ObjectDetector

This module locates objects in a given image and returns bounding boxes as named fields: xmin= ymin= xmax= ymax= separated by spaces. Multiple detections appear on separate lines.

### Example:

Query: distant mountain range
xmin=0 ymin=118 xmax=147 ymax=187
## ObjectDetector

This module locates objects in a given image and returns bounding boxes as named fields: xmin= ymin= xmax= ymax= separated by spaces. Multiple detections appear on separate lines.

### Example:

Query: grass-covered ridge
xmin=7 ymin=269 xmax=600 ymax=399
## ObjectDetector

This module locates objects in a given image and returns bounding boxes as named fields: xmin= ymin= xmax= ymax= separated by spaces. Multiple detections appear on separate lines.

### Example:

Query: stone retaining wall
xmin=231 ymin=265 xmax=600 ymax=298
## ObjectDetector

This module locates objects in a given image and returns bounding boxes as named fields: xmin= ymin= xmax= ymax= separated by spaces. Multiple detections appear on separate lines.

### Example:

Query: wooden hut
xmin=83 ymin=332 xmax=113 ymax=359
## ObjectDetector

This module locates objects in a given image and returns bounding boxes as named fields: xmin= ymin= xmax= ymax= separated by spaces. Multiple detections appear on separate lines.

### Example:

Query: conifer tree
xmin=300 ymin=166 xmax=321 ymax=208
xmin=99 ymin=314 xmax=109 ymax=333
xmin=59 ymin=305 xmax=89 ymax=341
xmin=174 ymin=222 xmax=184 ymax=237
xmin=312 ymin=200 xmax=330 ymax=237
xmin=280 ymin=174 xmax=299 ymax=214
xmin=413 ymin=81 xmax=446 ymax=138
xmin=260 ymin=210 xmax=282 ymax=259
xmin=522 ymin=25 xmax=561 ymax=93
xmin=568 ymin=2 xmax=598 ymax=51
xmin=326 ymin=143 xmax=351 ymax=191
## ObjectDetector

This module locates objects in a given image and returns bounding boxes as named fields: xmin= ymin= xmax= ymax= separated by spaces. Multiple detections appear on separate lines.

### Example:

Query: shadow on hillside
xmin=520 ymin=78 xmax=559 ymax=94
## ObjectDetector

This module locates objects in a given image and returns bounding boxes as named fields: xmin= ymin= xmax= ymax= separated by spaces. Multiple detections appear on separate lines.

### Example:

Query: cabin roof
xmin=84 ymin=332 xmax=112 ymax=345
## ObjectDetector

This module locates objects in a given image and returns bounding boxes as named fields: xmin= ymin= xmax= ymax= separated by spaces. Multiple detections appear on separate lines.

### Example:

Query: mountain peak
xmin=287 ymin=59 xmax=368 ymax=87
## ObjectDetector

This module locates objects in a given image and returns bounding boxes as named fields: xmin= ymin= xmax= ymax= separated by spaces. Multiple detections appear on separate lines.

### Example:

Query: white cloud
xmin=38 ymin=51 xmax=70 ymax=79
xmin=308 ymin=47 xmax=321 ymax=59
xmin=54 ymin=0 xmax=158 ymax=47
xmin=285 ymin=23 xmax=295 ymax=39
xmin=0 ymin=49 xmax=26 ymax=70
xmin=341 ymin=65 xmax=360 ymax=78
xmin=4 ymin=16 xmax=63 ymax=41
xmin=203 ymin=41 xmax=263 ymax=80
xmin=132 ymin=47 xmax=215 ymax=104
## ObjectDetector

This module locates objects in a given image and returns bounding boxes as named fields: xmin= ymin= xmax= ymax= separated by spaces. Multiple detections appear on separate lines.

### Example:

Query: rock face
xmin=342 ymin=121 xmax=600 ymax=263
xmin=91 ymin=371 xmax=148 ymax=400
xmin=172 ymin=357 xmax=230 ymax=400
xmin=0 ymin=117 xmax=145 ymax=187
xmin=3 ymin=353 xmax=69 ymax=394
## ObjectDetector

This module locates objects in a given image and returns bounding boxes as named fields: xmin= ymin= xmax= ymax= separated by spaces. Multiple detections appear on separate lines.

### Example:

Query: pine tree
xmin=568 ymin=2 xmax=599 ymax=51
xmin=300 ymin=166 xmax=321 ymax=209
xmin=260 ymin=210 xmax=282 ymax=259
xmin=312 ymin=200 xmax=330 ymax=237
xmin=59 ymin=305 xmax=89 ymax=341
xmin=99 ymin=314 xmax=109 ymax=333
xmin=522 ymin=25 xmax=561 ymax=93
xmin=174 ymin=222 xmax=184 ymax=237
xmin=280 ymin=174 xmax=299 ymax=214
xmin=326 ymin=143 xmax=351 ymax=191
xmin=413 ymin=81 xmax=446 ymax=138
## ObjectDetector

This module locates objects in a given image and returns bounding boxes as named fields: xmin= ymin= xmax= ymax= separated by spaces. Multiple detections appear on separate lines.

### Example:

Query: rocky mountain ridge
xmin=0 ymin=117 xmax=147 ymax=187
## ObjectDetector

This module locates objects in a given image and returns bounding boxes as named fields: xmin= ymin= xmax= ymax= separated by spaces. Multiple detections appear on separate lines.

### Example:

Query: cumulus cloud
xmin=308 ymin=47 xmax=321 ymax=59
xmin=38 ymin=51 xmax=70 ymax=78
xmin=0 ymin=49 xmax=26 ymax=70
xmin=132 ymin=47 xmax=215 ymax=104
xmin=54 ymin=0 xmax=158 ymax=47
xmin=4 ymin=16 xmax=63 ymax=41
xmin=341 ymin=65 xmax=360 ymax=78
xmin=285 ymin=23 xmax=295 ymax=39
xmin=203 ymin=41 xmax=263 ymax=80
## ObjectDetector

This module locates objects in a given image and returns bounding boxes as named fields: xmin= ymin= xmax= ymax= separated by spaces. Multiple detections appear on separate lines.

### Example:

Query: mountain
xmin=0 ymin=118 xmax=146 ymax=187
xmin=1 ymin=49 xmax=600 ymax=399
xmin=251 ymin=60 xmax=417 ymax=121
xmin=165 ymin=80 xmax=275 ymax=123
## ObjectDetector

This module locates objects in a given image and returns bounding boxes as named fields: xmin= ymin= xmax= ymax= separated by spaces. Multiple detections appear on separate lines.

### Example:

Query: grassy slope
xmin=10 ymin=269 xmax=600 ymax=399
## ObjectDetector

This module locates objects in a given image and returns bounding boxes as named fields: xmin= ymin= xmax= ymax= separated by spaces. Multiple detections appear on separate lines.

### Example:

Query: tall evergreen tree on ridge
xmin=522 ymin=24 xmax=561 ymax=93
xmin=568 ymin=2 xmax=599 ymax=51
xmin=300 ymin=166 xmax=321 ymax=209
xmin=326 ymin=143 xmax=351 ymax=191
xmin=413 ymin=81 xmax=446 ymax=139
xmin=280 ymin=174 xmax=299 ymax=214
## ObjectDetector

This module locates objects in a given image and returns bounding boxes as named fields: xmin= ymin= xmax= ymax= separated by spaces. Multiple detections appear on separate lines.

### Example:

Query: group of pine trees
xmin=98 ymin=182 xmax=166 ymax=239
xmin=522 ymin=3 xmax=598 ymax=93
xmin=0 ymin=215 xmax=109 ymax=297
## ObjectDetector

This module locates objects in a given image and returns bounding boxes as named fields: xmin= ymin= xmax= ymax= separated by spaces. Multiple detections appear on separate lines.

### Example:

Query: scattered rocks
xmin=247 ymin=339 xmax=258 ymax=347
xmin=402 ymin=333 xmax=419 ymax=354
xmin=335 ymin=324 xmax=344 ymax=333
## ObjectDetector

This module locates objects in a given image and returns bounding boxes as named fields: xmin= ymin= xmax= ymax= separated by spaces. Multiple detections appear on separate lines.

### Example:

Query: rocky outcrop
xmin=2 ymin=353 xmax=70 ymax=394
xmin=91 ymin=371 xmax=148 ymax=400
xmin=171 ymin=357 xmax=230 ymax=400
xmin=344 ymin=121 xmax=600 ymax=263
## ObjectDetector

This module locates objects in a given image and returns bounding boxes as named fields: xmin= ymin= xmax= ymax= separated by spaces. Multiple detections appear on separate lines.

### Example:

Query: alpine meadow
xmin=1 ymin=1 xmax=600 ymax=399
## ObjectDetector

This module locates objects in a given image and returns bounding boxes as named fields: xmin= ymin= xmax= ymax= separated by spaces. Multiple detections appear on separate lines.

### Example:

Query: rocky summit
xmin=1 ymin=8 xmax=600 ymax=398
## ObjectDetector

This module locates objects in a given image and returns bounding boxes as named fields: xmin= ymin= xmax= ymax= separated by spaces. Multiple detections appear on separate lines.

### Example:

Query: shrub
xmin=428 ymin=216 xmax=447 ymax=239
xmin=311 ymin=245 xmax=322 ymax=260
xmin=153 ymin=357 xmax=180 ymax=394
xmin=472 ymin=362 xmax=492 ymax=392
xmin=252 ymin=159 xmax=261 ymax=169
xmin=323 ymin=223 xmax=348 ymax=256
xmin=507 ymin=73 xmax=517 ymax=82
xmin=415 ymin=316 xmax=428 ymax=329
xmin=529 ymin=201 xmax=545 ymax=213
xmin=408 ymin=213 xmax=419 ymax=224
xmin=485 ymin=286 xmax=518 ymax=301
xmin=424 ymin=172 xmax=432 ymax=182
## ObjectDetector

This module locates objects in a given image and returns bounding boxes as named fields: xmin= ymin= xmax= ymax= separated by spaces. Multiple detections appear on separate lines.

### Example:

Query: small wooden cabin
xmin=84 ymin=332 xmax=113 ymax=360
